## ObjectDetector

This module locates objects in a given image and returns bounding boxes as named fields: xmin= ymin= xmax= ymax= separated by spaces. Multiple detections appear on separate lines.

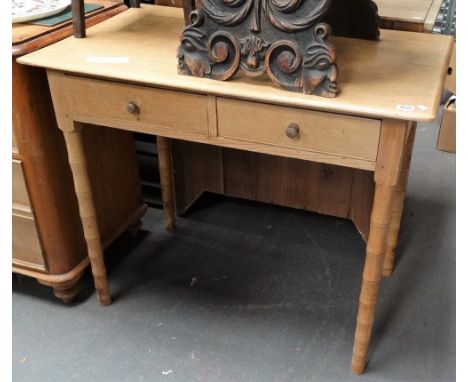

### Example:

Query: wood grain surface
xmin=18 ymin=6 xmax=453 ymax=122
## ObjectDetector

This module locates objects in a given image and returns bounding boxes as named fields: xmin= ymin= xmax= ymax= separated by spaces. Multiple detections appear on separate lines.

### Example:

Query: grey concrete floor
xmin=13 ymin=111 xmax=455 ymax=382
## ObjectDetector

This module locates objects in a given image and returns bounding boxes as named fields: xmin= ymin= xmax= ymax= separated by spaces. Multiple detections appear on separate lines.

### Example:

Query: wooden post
xmin=183 ymin=0 xmax=196 ymax=26
xmin=157 ymin=136 xmax=176 ymax=231
xmin=351 ymin=119 xmax=407 ymax=374
xmin=71 ymin=0 xmax=86 ymax=38
xmin=63 ymin=127 xmax=111 ymax=305
xmin=382 ymin=123 xmax=417 ymax=277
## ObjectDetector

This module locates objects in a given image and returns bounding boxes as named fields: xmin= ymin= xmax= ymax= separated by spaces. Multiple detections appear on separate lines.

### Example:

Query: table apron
xmin=50 ymin=72 xmax=382 ymax=171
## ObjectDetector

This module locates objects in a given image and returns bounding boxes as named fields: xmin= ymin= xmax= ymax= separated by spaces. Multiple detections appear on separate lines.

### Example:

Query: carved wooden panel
xmin=177 ymin=0 xmax=380 ymax=97
xmin=177 ymin=0 xmax=339 ymax=97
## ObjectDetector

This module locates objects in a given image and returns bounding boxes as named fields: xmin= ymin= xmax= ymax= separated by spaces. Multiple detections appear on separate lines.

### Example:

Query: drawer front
xmin=64 ymin=76 xmax=209 ymax=135
xmin=217 ymin=98 xmax=381 ymax=161
xmin=12 ymin=208 xmax=45 ymax=270
xmin=12 ymin=160 xmax=31 ymax=208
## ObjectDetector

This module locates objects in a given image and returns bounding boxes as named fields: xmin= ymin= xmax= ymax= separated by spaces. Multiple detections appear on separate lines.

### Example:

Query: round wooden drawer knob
xmin=126 ymin=102 xmax=139 ymax=114
xmin=285 ymin=123 xmax=300 ymax=139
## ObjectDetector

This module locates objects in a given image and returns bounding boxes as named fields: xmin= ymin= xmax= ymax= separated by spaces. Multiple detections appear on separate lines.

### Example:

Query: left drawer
xmin=60 ymin=75 xmax=209 ymax=135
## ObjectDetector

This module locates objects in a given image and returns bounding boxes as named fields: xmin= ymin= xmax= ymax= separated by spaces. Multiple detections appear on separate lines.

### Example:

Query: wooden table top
xmin=12 ymin=0 xmax=126 ymax=56
xmin=375 ymin=0 xmax=443 ymax=30
xmin=18 ymin=5 xmax=453 ymax=122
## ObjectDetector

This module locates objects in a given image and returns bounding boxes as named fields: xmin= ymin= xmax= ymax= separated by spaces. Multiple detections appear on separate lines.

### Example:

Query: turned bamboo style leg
xmin=63 ymin=128 xmax=111 ymax=306
xmin=352 ymin=119 xmax=407 ymax=374
xmin=157 ymin=136 xmax=176 ymax=231
xmin=382 ymin=123 xmax=417 ymax=277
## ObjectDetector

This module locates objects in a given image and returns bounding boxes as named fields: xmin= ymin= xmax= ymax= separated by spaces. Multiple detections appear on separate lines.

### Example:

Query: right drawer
xmin=217 ymin=98 xmax=381 ymax=162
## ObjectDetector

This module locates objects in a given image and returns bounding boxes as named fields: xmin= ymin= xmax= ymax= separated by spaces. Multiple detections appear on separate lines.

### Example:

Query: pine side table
xmin=18 ymin=6 xmax=453 ymax=373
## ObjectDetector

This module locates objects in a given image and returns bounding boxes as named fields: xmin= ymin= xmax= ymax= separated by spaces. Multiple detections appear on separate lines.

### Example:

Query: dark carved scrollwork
xmin=207 ymin=31 xmax=241 ymax=79
xmin=263 ymin=23 xmax=338 ymax=97
xmin=177 ymin=0 xmax=378 ymax=97
xmin=262 ymin=0 xmax=330 ymax=32
xmin=264 ymin=40 xmax=303 ymax=90
xmin=239 ymin=33 xmax=270 ymax=75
